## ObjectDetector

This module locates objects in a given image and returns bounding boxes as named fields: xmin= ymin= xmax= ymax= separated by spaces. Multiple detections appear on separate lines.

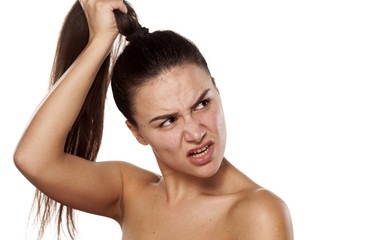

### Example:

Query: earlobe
xmin=125 ymin=120 xmax=149 ymax=146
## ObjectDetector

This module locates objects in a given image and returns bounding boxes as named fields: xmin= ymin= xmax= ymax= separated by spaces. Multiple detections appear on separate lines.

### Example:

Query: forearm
xmin=14 ymin=38 xmax=113 ymax=169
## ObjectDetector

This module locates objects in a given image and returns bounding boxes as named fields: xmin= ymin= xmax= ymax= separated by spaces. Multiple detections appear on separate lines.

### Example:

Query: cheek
xmin=148 ymin=129 xmax=183 ymax=155
xmin=217 ymin=107 xmax=227 ymax=135
xmin=203 ymin=104 xmax=226 ymax=135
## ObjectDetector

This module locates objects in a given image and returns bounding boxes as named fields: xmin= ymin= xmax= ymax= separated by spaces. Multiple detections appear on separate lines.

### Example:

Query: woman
xmin=14 ymin=0 xmax=293 ymax=239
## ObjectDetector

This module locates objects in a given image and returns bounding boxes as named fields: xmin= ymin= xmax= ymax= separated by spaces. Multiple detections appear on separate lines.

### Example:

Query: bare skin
xmin=14 ymin=0 xmax=293 ymax=239
xmin=120 ymin=160 xmax=293 ymax=240
xmin=121 ymin=63 xmax=293 ymax=239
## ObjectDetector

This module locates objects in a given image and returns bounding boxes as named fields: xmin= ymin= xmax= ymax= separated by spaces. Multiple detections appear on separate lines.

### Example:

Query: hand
xmin=79 ymin=0 xmax=128 ymax=43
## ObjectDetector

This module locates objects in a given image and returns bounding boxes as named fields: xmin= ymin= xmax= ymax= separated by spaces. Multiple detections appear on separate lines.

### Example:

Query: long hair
xmin=33 ymin=0 xmax=210 ymax=239
xmin=32 ymin=1 xmax=141 ymax=239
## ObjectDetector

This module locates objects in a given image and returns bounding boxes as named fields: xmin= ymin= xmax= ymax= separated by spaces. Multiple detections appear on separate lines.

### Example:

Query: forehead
xmin=134 ymin=64 xmax=213 ymax=122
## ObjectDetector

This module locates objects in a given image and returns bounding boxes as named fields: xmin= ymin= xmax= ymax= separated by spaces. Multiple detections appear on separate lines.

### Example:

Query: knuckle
xmin=94 ymin=0 xmax=110 ymax=9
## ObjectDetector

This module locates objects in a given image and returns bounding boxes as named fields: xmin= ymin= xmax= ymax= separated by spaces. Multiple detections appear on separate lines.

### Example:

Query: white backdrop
xmin=1 ymin=0 xmax=367 ymax=239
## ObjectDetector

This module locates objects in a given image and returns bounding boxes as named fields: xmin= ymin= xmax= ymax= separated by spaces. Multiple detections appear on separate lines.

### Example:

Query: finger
xmin=119 ymin=2 xmax=128 ymax=14
xmin=111 ymin=0 xmax=128 ymax=14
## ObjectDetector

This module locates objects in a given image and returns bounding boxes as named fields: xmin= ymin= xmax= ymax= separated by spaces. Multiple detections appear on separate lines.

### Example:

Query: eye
xmin=160 ymin=117 xmax=177 ymax=127
xmin=195 ymin=99 xmax=210 ymax=110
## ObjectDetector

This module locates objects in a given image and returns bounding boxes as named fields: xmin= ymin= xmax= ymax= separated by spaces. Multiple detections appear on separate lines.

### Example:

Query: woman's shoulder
xmin=230 ymin=187 xmax=293 ymax=239
xmin=223 ymin=161 xmax=293 ymax=238
xmin=239 ymin=187 xmax=290 ymax=217
xmin=117 ymin=160 xmax=161 ymax=182
xmin=114 ymin=161 xmax=161 ymax=193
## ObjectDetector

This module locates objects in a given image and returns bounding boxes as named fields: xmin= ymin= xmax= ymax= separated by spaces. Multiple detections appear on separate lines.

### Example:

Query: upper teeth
xmin=192 ymin=144 xmax=210 ymax=154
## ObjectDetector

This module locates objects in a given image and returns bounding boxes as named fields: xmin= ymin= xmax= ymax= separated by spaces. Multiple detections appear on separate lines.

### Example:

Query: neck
xmin=157 ymin=158 xmax=233 ymax=204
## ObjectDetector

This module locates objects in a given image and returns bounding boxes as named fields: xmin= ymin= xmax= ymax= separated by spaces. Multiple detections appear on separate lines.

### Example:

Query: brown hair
xmin=34 ymin=1 xmax=210 ymax=239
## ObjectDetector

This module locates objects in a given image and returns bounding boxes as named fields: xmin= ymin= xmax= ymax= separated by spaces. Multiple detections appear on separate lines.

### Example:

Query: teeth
xmin=193 ymin=144 xmax=209 ymax=154
xmin=191 ymin=144 xmax=210 ymax=158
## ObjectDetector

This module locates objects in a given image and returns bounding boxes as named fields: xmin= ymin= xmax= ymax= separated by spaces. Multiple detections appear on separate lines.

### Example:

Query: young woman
xmin=14 ymin=0 xmax=293 ymax=239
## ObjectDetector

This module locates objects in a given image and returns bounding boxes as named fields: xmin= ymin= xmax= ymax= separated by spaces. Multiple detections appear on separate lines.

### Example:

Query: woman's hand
xmin=79 ymin=0 xmax=127 ymax=43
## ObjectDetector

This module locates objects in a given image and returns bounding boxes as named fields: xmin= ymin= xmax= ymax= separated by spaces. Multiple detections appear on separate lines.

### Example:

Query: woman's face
xmin=128 ymin=63 xmax=226 ymax=178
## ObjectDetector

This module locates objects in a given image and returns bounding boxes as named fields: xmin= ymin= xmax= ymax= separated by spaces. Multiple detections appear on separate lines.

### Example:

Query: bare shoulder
xmin=117 ymin=161 xmax=160 ymax=179
xmin=116 ymin=161 xmax=161 ymax=194
xmin=230 ymin=188 xmax=293 ymax=240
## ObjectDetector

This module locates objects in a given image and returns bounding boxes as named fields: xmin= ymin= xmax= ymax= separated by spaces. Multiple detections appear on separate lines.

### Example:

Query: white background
xmin=1 ymin=0 xmax=367 ymax=239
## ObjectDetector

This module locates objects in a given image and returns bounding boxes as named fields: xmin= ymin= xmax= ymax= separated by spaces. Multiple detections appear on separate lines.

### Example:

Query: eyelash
xmin=160 ymin=117 xmax=177 ymax=127
xmin=195 ymin=98 xmax=211 ymax=110
xmin=159 ymin=98 xmax=211 ymax=127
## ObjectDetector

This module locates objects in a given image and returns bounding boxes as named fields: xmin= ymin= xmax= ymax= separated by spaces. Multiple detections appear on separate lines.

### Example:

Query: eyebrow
xmin=149 ymin=88 xmax=211 ymax=124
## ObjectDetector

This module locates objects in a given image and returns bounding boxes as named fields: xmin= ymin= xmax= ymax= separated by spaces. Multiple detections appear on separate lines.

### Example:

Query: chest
xmin=121 ymin=194 xmax=238 ymax=240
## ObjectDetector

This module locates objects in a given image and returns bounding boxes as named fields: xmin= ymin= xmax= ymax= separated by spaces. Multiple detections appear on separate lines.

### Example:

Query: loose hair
xmin=33 ymin=1 xmax=210 ymax=239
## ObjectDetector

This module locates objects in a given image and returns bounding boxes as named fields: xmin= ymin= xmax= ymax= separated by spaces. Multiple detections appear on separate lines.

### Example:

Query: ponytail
xmin=31 ymin=0 xmax=209 ymax=238
xmin=32 ymin=1 xmax=141 ymax=239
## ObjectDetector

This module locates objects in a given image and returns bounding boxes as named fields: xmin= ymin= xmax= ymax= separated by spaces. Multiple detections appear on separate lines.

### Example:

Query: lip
xmin=187 ymin=141 xmax=214 ymax=166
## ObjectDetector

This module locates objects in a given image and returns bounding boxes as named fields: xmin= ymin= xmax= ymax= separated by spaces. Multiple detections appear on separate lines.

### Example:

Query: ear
xmin=126 ymin=120 xmax=149 ymax=146
xmin=211 ymin=77 xmax=220 ymax=94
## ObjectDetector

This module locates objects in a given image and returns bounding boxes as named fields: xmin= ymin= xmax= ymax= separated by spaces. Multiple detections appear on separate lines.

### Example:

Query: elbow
xmin=14 ymin=146 xmax=60 ymax=180
xmin=13 ymin=148 xmax=44 ymax=187
xmin=13 ymin=147 xmax=39 ymax=178
xmin=13 ymin=148 xmax=28 ymax=173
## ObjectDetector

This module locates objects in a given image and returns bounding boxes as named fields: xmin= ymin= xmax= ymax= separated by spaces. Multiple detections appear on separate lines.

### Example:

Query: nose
xmin=183 ymin=117 xmax=206 ymax=143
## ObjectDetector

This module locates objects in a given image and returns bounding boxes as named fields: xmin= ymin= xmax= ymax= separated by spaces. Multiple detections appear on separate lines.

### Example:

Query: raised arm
xmin=14 ymin=0 xmax=128 ymax=222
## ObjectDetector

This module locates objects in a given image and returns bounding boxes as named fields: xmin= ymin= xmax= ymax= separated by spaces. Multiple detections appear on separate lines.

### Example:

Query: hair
xmin=33 ymin=0 xmax=210 ymax=239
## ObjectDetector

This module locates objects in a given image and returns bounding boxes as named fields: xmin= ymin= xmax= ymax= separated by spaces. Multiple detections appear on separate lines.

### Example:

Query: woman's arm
xmin=14 ymin=0 xmax=128 ymax=222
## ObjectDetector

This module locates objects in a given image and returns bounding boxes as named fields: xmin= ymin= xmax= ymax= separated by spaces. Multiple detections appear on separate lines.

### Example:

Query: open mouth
xmin=189 ymin=144 xmax=211 ymax=158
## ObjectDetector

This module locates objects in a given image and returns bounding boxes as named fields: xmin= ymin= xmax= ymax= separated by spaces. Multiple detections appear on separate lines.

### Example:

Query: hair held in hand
xmin=34 ymin=1 xmax=209 ymax=239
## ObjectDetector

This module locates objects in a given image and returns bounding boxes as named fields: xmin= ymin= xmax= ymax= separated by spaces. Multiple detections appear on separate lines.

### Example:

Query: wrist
xmin=87 ymin=35 xmax=116 ymax=57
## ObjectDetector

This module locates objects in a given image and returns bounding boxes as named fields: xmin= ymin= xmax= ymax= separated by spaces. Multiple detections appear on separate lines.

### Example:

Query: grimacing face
xmin=126 ymin=63 xmax=227 ymax=178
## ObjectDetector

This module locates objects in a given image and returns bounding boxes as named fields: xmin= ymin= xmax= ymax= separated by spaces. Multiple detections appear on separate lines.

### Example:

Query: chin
xmin=192 ymin=156 xmax=224 ymax=179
